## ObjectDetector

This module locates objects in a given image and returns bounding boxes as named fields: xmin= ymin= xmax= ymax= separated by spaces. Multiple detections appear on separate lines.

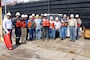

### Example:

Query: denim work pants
xmin=36 ymin=29 xmax=41 ymax=40
xmin=29 ymin=29 xmax=34 ymax=41
xmin=69 ymin=26 xmax=76 ymax=41
xmin=49 ymin=28 xmax=55 ymax=38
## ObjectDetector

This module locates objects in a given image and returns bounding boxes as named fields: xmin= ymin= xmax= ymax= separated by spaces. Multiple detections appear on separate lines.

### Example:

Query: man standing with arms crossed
xmin=42 ymin=13 xmax=50 ymax=41
xmin=13 ymin=12 xmax=21 ymax=46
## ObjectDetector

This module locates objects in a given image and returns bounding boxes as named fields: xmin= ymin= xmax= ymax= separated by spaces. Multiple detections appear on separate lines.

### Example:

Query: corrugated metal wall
xmin=2 ymin=0 xmax=90 ymax=28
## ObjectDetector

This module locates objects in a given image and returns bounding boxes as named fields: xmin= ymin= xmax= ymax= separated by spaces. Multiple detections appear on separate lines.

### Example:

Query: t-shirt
xmin=54 ymin=21 xmax=61 ymax=30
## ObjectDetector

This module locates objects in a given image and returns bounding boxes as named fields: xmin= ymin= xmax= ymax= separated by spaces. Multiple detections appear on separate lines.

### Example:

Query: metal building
xmin=2 ymin=0 xmax=90 ymax=28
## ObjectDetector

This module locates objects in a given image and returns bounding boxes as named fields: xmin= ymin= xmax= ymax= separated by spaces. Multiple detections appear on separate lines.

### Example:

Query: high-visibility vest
xmin=50 ymin=21 xmax=55 ymax=28
xmin=42 ymin=19 xmax=50 ymax=27
xmin=16 ymin=20 xmax=21 ymax=27
xmin=28 ymin=21 xmax=36 ymax=28
xmin=28 ymin=22 xmax=32 ymax=28
xmin=21 ymin=21 xmax=26 ymax=28
xmin=47 ymin=21 xmax=50 ymax=27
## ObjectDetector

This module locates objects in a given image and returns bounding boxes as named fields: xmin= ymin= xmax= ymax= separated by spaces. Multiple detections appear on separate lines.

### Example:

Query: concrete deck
xmin=0 ymin=37 xmax=90 ymax=60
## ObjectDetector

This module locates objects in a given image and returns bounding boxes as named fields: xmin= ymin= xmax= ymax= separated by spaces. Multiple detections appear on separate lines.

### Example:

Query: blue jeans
xmin=69 ymin=26 xmax=76 ymax=41
xmin=29 ymin=29 xmax=34 ymax=41
xmin=76 ymin=27 xmax=80 ymax=40
xmin=60 ymin=26 xmax=67 ymax=39
xmin=49 ymin=28 xmax=55 ymax=38
xmin=64 ymin=27 xmax=67 ymax=38
xmin=36 ymin=29 xmax=41 ymax=40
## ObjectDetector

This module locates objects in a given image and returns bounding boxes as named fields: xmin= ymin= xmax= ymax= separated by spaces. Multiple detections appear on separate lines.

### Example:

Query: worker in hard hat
xmin=24 ymin=14 xmax=29 ymax=40
xmin=75 ymin=14 xmax=82 ymax=40
xmin=54 ymin=17 xmax=61 ymax=39
xmin=60 ymin=14 xmax=68 ymax=40
xmin=49 ymin=16 xmax=55 ymax=40
xmin=13 ymin=12 xmax=21 ymax=46
xmin=20 ymin=14 xmax=27 ymax=44
xmin=34 ymin=14 xmax=42 ymax=40
xmin=41 ymin=14 xmax=44 ymax=19
xmin=3 ymin=12 xmax=13 ymax=50
xmin=32 ymin=13 xmax=35 ymax=20
xmin=28 ymin=15 xmax=36 ymax=41
xmin=68 ymin=14 xmax=77 ymax=42
xmin=42 ymin=13 xmax=50 ymax=41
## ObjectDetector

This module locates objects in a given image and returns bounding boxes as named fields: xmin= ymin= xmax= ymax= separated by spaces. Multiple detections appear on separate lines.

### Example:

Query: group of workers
xmin=3 ymin=12 xmax=82 ymax=47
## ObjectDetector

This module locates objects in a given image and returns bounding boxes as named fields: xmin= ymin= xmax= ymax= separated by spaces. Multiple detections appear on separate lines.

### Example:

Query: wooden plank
xmin=84 ymin=29 xmax=90 ymax=38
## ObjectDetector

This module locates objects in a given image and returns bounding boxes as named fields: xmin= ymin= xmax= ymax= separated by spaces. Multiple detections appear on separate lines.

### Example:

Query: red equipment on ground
xmin=4 ymin=33 xmax=13 ymax=50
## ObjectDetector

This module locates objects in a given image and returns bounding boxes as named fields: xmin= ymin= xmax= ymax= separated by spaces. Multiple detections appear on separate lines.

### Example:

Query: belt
xmin=70 ymin=26 xmax=75 ymax=27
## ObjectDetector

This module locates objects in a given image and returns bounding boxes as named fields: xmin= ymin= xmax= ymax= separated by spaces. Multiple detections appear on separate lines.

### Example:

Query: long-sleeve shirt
xmin=3 ymin=18 xmax=12 ymax=33
xmin=34 ymin=18 xmax=42 ymax=29
xmin=68 ymin=19 xmax=77 ymax=27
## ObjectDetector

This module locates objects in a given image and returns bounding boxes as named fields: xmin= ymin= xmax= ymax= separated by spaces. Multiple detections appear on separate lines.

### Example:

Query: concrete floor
xmin=0 ymin=37 xmax=90 ymax=60
xmin=0 ymin=29 xmax=90 ymax=60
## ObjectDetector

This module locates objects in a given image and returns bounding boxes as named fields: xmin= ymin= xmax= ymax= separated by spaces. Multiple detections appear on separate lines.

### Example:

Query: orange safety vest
xmin=42 ymin=19 xmax=50 ymax=27
xmin=28 ymin=22 xmax=32 ymax=28
xmin=47 ymin=21 xmax=50 ymax=27
xmin=21 ymin=21 xmax=26 ymax=28
xmin=50 ymin=21 xmax=55 ymax=28
xmin=16 ymin=20 xmax=21 ymax=27
xmin=28 ymin=21 xmax=36 ymax=28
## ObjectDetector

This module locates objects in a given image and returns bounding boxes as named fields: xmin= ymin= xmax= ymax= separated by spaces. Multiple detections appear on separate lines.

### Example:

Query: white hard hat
xmin=36 ymin=14 xmax=39 ymax=17
xmin=63 ymin=14 xmax=67 ymax=17
xmin=7 ymin=12 xmax=11 ymax=16
xmin=50 ymin=16 xmax=53 ymax=20
xmin=32 ymin=13 xmax=35 ymax=16
xmin=75 ymin=14 xmax=79 ymax=18
xmin=43 ymin=13 xmax=47 ymax=16
xmin=21 ymin=14 xmax=25 ymax=17
xmin=29 ymin=15 xmax=32 ymax=18
xmin=24 ymin=14 xmax=28 ymax=17
xmin=16 ymin=12 xmax=20 ymax=16
xmin=70 ymin=14 xmax=74 ymax=18
xmin=55 ymin=17 xmax=59 ymax=20
xmin=41 ymin=14 xmax=43 ymax=16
